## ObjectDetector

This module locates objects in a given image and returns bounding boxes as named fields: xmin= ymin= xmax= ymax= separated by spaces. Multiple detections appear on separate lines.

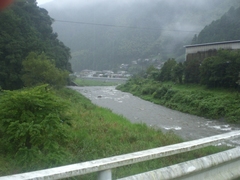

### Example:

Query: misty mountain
xmin=41 ymin=0 xmax=240 ymax=71
xmin=192 ymin=6 xmax=240 ymax=44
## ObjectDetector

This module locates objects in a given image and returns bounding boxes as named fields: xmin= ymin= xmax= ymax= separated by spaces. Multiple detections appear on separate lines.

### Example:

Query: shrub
xmin=0 ymin=85 xmax=71 ymax=169
xmin=163 ymin=89 xmax=177 ymax=100
xmin=153 ymin=86 xmax=169 ymax=99
xmin=141 ymin=85 xmax=156 ymax=95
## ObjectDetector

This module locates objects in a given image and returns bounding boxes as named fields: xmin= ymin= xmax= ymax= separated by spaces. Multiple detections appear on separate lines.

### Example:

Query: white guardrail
xmin=1 ymin=131 xmax=240 ymax=180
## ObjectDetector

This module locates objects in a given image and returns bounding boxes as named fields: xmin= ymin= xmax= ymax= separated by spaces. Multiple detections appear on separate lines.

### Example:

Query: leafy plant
xmin=153 ymin=86 xmax=169 ymax=99
xmin=21 ymin=52 xmax=69 ymax=88
xmin=0 ymin=85 xmax=71 ymax=168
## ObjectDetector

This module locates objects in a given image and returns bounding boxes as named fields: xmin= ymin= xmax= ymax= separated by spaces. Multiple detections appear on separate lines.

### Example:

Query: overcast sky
xmin=37 ymin=0 xmax=54 ymax=5
xmin=36 ymin=0 xmax=152 ymax=6
xmin=35 ymin=0 xmax=214 ymax=8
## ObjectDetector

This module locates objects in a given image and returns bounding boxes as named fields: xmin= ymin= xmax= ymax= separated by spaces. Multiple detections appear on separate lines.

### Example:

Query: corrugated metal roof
xmin=184 ymin=40 xmax=240 ymax=48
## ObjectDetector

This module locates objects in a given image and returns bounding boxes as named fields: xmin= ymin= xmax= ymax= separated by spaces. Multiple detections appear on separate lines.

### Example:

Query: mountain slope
xmin=41 ymin=0 xmax=240 ymax=71
xmin=192 ymin=6 xmax=240 ymax=44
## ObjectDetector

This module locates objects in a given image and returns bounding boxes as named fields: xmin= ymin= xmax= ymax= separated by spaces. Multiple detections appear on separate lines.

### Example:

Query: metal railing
xmin=1 ymin=131 xmax=240 ymax=180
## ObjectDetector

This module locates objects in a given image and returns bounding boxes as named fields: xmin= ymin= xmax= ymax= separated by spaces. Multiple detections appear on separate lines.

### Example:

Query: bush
xmin=141 ymin=85 xmax=156 ymax=95
xmin=153 ymin=86 xmax=169 ymax=99
xmin=163 ymin=89 xmax=177 ymax=100
xmin=0 ymin=85 xmax=71 ymax=169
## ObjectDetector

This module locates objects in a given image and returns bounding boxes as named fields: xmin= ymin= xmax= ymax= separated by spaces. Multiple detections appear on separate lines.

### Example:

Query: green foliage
xmin=0 ymin=87 xmax=229 ymax=178
xmin=118 ymin=78 xmax=240 ymax=123
xmin=200 ymin=50 xmax=240 ymax=88
xmin=0 ymin=85 xmax=70 ymax=170
xmin=0 ymin=0 xmax=71 ymax=90
xmin=194 ymin=6 xmax=240 ymax=44
xmin=237 ymin=72 xmax=240 ymax=87
xmin=21 ymin=52 xmax=69 ymax=87
xmin=172 ymin=62 xmax=184 ymax=83
xmin=146 ymin=65 xmax=160 ymax=80
xmin=184 ymin=58 xmax=201 ymax=84
xmin=158 ymin=59 xmax=177 ymax=81
xmin=141 ymin=86 xmax=156 ymax=95
xmin=153 ymin=86 xmax=169 ymax=99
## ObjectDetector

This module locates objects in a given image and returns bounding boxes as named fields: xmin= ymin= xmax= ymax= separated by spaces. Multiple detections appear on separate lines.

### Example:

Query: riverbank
xmin=117 ymin=78 xmax=240 ymax=123
xmin=0 ymin=86 xmax=228 ymax=179
xmin=74 ymin=77 xmax=126 ymax=86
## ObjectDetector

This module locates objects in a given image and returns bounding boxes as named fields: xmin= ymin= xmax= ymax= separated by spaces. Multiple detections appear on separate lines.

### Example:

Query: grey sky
xmin=37 ymin=0 xmax=54 ymax=5
xmin=36 ymin=0 xmax=151 ymax=7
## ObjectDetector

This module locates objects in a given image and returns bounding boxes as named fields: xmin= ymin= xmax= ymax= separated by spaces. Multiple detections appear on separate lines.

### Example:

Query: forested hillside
xmin=42 ymin=0 xmax=240 ymax=71
xmin=0 ymin=0 xmax=72 ymax=90
xmin=192 ymin=6 xmax=240 ymax=44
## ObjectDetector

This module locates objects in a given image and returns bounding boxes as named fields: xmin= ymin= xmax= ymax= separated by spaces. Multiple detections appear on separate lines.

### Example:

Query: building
xmin=185 ymin=40 xmax=240 ymax=61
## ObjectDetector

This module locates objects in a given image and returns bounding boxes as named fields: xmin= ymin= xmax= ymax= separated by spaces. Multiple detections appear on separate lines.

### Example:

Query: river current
xmin=70 ymin=86 xmax=240 ymax=146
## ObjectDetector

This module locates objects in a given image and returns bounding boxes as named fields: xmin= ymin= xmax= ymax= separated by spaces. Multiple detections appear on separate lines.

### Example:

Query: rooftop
xmin=184 ymin=40 xmax=240 ymax=48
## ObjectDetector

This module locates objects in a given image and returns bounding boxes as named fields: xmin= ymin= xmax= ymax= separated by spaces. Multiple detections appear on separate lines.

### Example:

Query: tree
xmin=237 ymin=72 xmax=240 ymax=90
xmin=21 ymin=52 xmax=69 ymax=87
xmin=159 ymin=58 xmax=177 ymax=81
xmin=146 ymin=65 xmax=159 ymax=80
xmin=200 ymin=50 xmax=240 ymax=88
xmin=173 ymin=62 xmax=184 ymax=83
xmin=184 ymin=58 xmax=201 ymax=84
xmin=194 ymin=6 xmax=240 ymax=44
xmin=0 ymin=1 xmax=72 ymax=90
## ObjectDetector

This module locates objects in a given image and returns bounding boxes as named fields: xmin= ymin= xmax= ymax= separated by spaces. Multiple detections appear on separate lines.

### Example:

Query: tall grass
xmin=74 ymin=78 xmax=118 ymax=86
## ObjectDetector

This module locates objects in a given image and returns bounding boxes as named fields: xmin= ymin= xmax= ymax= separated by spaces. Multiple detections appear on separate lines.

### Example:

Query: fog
xmin=39 ymin=0 xmax=239 ymax=71
xmin=38 ymin=0 xmax=220 ymax=8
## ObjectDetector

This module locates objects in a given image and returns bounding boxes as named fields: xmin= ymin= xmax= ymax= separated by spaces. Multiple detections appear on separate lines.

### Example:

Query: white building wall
xmin=186 ymin=41 xmax=240 ymax=55
xmin=232 ymin=43 xmax=240 ymax=50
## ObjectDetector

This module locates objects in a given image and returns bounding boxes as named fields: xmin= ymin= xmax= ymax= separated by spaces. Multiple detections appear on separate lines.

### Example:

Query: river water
xmin=70 ymin=86 xmax=240 ymax=146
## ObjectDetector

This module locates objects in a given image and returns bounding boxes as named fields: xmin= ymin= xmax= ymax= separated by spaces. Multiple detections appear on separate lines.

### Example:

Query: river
xmin=70 ymin=86 xmax=240 ymax=146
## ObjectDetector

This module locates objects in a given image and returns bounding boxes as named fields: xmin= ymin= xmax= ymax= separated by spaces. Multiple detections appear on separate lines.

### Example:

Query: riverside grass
xmin=0 ymin=87 xmax=228 ymax=179
xmin=74 ymin=78 xmax=118 ymax=86
xmin=117 ymin=78 xmax=240 ymax=123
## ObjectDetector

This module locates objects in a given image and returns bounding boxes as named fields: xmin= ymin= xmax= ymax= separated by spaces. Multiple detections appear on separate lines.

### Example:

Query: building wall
xmin=186 ymin=49 xmax=217 ymax=62
xmin=185 ymin=41 xmax=240 ymax=62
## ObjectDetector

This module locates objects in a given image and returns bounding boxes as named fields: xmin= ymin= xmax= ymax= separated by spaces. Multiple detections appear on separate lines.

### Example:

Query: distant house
xmin=185 ymin=40 xmax=240 ymax=61
xmin=80 ymin=69 xmax=94 ymax=77
xmin=120 ymin=64 xmax=129 ymax=69
xmin=132 ymin=61 xmax=137 ymax=65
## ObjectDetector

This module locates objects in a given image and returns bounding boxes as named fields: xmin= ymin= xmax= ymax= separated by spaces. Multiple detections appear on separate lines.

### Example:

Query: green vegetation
xmin=0 ymin=1 xmax=237 ymax=179
xmin=0 ymin=0 xmax=71 ymax=90
xmin=0 ymin=86 xmax=228 ymax=179
xmin=117 ymin=77 xmax=240 ymax=123
xmin=135 ymin=50 xmax=240 ymax=90
xmin=185 ymin=49 xmax=240 ymax=89
xmin=74 ymin=78 xmax=118 ymax=86
xmin=21 ymin=52 xmax=69 ymax=87
xmin=0 ymin=85 xmax=70 ymax=170
xmin=116 ymin=50 xmax=240 ymax=123
xmin=192 ymin=6 xmax=240 ymax=44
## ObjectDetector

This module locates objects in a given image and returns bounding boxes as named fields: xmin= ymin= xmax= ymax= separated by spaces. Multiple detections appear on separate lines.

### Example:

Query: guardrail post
xmin=97 ymin=169 xmax=112 ymax=180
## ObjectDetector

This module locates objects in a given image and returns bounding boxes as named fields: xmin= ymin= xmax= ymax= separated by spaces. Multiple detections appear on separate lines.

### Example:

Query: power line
xmin=54 ymin=19 xmax=199 ymax=33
